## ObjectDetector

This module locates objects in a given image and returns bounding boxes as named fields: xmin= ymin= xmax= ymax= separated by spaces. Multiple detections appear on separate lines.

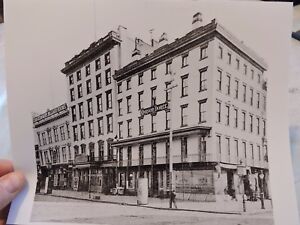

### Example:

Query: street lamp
xmin=259 ymin=170 xmax=265 ymax=209
xmin=165 ymin=72 xmax=177 ymax=208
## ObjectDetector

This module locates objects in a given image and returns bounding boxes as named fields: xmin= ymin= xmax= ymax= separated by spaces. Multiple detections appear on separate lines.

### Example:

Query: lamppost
xmin=259 ymin=170 xmax=265 ymax=209
xmin=165 ymin=72 xmax=177 ymax=208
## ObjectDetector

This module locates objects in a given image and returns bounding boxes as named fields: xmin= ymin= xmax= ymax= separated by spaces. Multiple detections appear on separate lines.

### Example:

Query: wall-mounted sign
xmin=140 ymin=102 xmax=169 ymax=117
xmin=33 ymin=103 xmax=68 ymax=124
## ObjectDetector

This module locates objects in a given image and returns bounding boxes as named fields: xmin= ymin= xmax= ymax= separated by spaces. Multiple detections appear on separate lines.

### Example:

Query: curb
xmin=38 ymin=194 xmax=243 ymax=215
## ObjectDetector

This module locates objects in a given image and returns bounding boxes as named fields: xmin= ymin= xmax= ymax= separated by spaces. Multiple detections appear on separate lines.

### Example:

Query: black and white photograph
xmin=2 ymin=0 xmax=299 ymax=225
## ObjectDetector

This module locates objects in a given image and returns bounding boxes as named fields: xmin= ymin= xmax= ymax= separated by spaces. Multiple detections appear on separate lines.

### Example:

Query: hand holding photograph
xmin=2 ymin=0 xmax=299 ymax=225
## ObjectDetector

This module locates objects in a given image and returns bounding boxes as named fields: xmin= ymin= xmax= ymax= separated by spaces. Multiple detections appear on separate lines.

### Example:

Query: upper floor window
xmin=138 ymin=91 xmax=144 ymax=110
xmin=243 ymin=84 xmax=246 ymax=103
xmin=86 ymin=64 xmax=91 ymax=76
xmin=181 ymin=104 xmax=188 ymax=127
xmin=226 ymin=74 xmax=231 ymax=95
xmin=104 ymin=52 xmax=110 ymax=65
xmin=199 ymin=68 xmax=207 ymax=92
xmin=78 ymin=102 xmax=84 ymax=120
xmin=117 ymin=82 xmax=122 ymax=93
xmin=96 ymin=94 xmax=103 ymax=113
xmin=151 ymin=86 xmax=157 ymax=105
xmin=138 ymin=72 xmax=143 ymax=85
xmin=127 ymin=96 xmax=132 ymax=113
xmin=251 ymin=69 xmax=254 ymax=80
xmin=105 ymin=69 xmax=111 ymax=85
xmin=70 ymin=88 xmax=75 ymax=102
xmin=182 ymin=54 xmax=188 ymax=67
xmin=127 ymin=119 xmax=132 ymax=137
xmin=118 ymin=99 xmax=123 ymax=116
xmin=165 ymin=82 xmax=171 ymax=102
xmin=225 ymin=105 xmax=230 ymax=126
xmin=71 ymin=106 xmax=77 ymax=122
xmin=151 ymin=115 xmax=157 ymax=132
xmin=236 ymin=58 xmax=240 ymax=70
xmin=139 ymin=117 xmax=144 ymax=135
xmin=244 ymin=64 xmax=247 ymax=75
xmin=86 ymin=79 xmax=92 ymax=94
xmin=96 ymin=74 xmax=101 ymax=90
xmin=227 ymin=52 xmax=232 ymax=64
xmin=218 ymin=46 xmax=223 ymax=59
xmin=217 ymin=69 xmax=222 ymax=91
xmin=181 ymin=75 xmax=188 ymax=97
xmin=95 ymin=58 xmax=101 ymax=71
xmin=217 ymin=101 xmax=221 ymax=123
xmin=107 ymin=114 xmax=113 ymax=133
xmin=77 ymin=84 xmax=83 ymax=98
xmin=199 ymin=99 xmax=207 ymax=123
xmin=234 ymin=80 xmax=239 ymax=99
xmin=106 ymin=90 xmax=112 ymax=110
xmin=200 ymin=45 xmax=208 ymax=60
xmin=166 ymin=61 xmax=172 ymax=74
xmin=126 ymin=79 xmax=131 ymax=90
xmin=69 ymin=74 xmax=74 ymax=85
xmin=76 ymin=70 xmax=81 ymax=81
xmin=151 ymin=68 xmax=156 ymax=80
xmin=87 ymin=98 xmax=93 ymax=117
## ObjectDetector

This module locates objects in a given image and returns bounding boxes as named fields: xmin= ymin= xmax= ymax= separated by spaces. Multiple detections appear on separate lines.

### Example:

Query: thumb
xmin=0 ymin=171 xmax=25 ymax=211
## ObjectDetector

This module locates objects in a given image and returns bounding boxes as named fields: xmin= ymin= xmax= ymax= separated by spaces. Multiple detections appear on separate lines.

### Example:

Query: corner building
xmin=113 ymin=15 xmax=269 ymax=201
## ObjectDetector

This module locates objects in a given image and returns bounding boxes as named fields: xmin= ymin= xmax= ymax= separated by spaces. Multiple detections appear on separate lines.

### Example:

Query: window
xmin=217 ymin=101 xmax=221 ymax=123
xmin=181 ymin=137 xmax=188 ymax=161
xmin=165 ymin=82 xmax=171 ymax=102
xmin=118 ymin=122 xmax=123 ymax=139
xmin=151 ymin=68 xmax=156 ymax=80
xmin=139 ymin=117 xmax=144 ymax=135
xmin=71 ymin=106 xmax=77 ymax=122
xmin=226 ymin=74 xmax=231 ymax=95
xmin=118 ymin=99 xmax=123 ymax=116
xmin=234 ymin=108 xmax=238 ymax=128
xmin=251 ymin=69 xmax=254 ymax=80
xmin=79 ymin=102 xmax=84 ymax=119
xmin=117 ymin=82 xmax=122 ymax=93
xmin=97 ymin=117 xmax=104 ymax=135
xmin=138 ymin=72 xmax=143 ymax=85
xmin=98 ymin=141 xmax=104 ymax=160
xmin=54 ymin=127 xmax=59 ymax=142
xmin=257 ymin=92 xmax=260 ymax=109
xmin=60 ymin=126 xmax=66 ymax=141
xmin=73 ymin=126 xmax=78 ymax=141
xmin=138 ymin=91 xmax=144 ymax=110
xmin=69 ymin=75 xmax=74 ymax=85
xmin=257 ymin=117 xmax=260 ymax=135
xmin=107 ymin=114 xmax=113 ymax=133
xmin=37 ymin=133 xmax=41 ymax=146
xmin=258 ymin=145 xmax=261 ymax=161
xmin=127 ymin=96 xmax=132 ymax=113
xmin=263 ymin=120 xmax=266 ymax=136
xmin=151 ymin=86 xmax=156 ymax=105
xmin=250 ymin=88 xmax=254 ymax=106
xmin=119 ymin=147 xmax=123 ymax=165
xmin=199 ymin=68 xmax=207 ymax=92
xmin=47 ymin=130 xmax=52 ymax=144
xmin=80 ymin=123 xmax=85 ymax=140
xmin=127 ymin=119 xmax=132 ymax=137
xmin=243 ymin=142 xmax=247 ymax=159
xmin=263 ymin=96 xmax=266 ymax=110
xmin=181 ymin=75 xmax=188 ymax=97
xmin=77 ymin=84 xmax=83 ymax=98
xmin=251 ymin=144 xmax=254 ymax=160
xmin=250 ymin=114 xmax=253 ymax=133
xmin=86 ymin=64 xmax=91 ymax=76
xmin=242 ymin=112 xmax=246 ymax=131
xmin=76 ymin=70 xmax=81 ymax=81
xmin=70 ymin=88 xmax=75 ymax=101
xmin=200 ymin=45 xmax=208 ymax=60
xmin=226 ymin=137 xmax=230 ymax=162
xmin=104 ymin=52 xmax=110 ymax=65
xmin=225 ymin=105 xmax=230 ymax=126
xmin=105 ymin=69 xmax=111 ymax=85
xmin=182 ymin=54 xmax=188 ymax=67
xmin=139 ymin=145 xmax=144 ymax=165
xmin=235 ymin=139 xmax=239 ymax=160
xmin=227 ymin=52 xmax=232 ymax=64
xmin=151 ymin=115 xmax=156 ymax=132
xmin=166 ymin=141 xmax=170 ymax=163
xmin=244 ymin=64 xmax=247 ymax=75
xmin=166 ymin=61 xmax=172 ymax=74
xmin=166 ymin=111 xmax=170 ymax=130
xmin=258 ymin=74 xmax=261 ymax=84
xmin=95 ymin=58 xmax=101 ymax=71
xmin=217 ymin=135 xmax=221 ymax=160
xmin=96 ymin=94 xmax=103 ymax=113
xmin=126 ymin=79 xmax=131 ymax=90
xmin=243 ymin=84 xmax=246 ymax=102
xmin=127 ymin=146 xmax=132 ymax=166
xmin=217 ymin=69 xmax=222 ymax=91
xmin=236 ymin=58 xmax=240 ymax=70
xmin=88 ymin=120 xmax=94 ymax=137
xmin=86 ymin=79 xmax=92 ymax=94
xmin=218 ymin=46 xmax=223 ymax=59
xmin=181 ymin=104 xmax=188 ymax=127
xmin=87 ymin=98 xmax=93 ymax=116
xmin=96 ymin=74 xmax=102 ymax=90
xmin=106 ymin=90 xmax=112 ymax=110
xmin=234 ymin=80 xmax=239 ymax=99
xmin=151 ymin=143 xmax=157 ymax=164
xmin=199 ymin=99 xmax=207 ymax=123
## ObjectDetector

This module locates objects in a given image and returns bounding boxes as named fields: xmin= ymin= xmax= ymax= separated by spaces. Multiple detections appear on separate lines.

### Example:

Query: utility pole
xmin=165 ymin=72 xmax=177 ymax=208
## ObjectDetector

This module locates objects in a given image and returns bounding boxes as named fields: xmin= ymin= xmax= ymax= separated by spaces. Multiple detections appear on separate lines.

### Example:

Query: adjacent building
xmin=33 ymin=104 xmax=72 ymax=193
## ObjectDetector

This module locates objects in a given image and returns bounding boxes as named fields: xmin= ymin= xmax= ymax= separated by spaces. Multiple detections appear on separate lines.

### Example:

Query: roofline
xmin=61 ymin=31 xmax=122 ymax=75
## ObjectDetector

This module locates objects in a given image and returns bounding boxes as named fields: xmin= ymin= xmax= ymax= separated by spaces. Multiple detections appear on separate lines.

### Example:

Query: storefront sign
xmin=33 ymin=103 xmax=68 ymax=123
xmin=140 ymin=102 xmax=169 ymax=116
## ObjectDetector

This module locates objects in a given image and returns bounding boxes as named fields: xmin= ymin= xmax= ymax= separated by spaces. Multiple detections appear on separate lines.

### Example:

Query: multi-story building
xmin=113 ymin=13 xmax=269 ymax=201
xmin=33 ymin=103 xmax=72 ymax=193
xmin=61 ymin=27 xmax=158 ymax=193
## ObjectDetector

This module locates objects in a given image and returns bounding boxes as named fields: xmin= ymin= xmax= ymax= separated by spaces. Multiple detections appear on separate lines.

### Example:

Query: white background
xmin=2 ymin=0 xmax=299 ymax=224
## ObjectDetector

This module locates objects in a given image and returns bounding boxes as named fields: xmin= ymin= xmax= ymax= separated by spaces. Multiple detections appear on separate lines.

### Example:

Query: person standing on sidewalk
xmin=170 ymin=190 xmax=177 ymax=209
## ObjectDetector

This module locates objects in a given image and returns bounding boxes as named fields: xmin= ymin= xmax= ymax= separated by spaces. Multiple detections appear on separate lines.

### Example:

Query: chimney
xmin=192 ymin=12 xmax=203 ymax=30
xmin=132 ymin=38 xmax=141 ymax=61
xmin=159 ymin=32 xmax=168 ymax=46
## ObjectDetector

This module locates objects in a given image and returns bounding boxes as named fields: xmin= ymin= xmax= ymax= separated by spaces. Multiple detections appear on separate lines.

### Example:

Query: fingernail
xmin=0 ymin=172 xmax=25 ymax=193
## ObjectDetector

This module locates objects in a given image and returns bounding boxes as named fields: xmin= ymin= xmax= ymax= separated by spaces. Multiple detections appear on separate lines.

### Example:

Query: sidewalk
xmin=48 ymin=190 xmax=272 ymax=215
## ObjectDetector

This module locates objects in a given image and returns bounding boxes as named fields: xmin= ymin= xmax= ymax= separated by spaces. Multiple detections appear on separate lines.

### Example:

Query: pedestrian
xmin=170 ymin=189 xmax=177 ymax=209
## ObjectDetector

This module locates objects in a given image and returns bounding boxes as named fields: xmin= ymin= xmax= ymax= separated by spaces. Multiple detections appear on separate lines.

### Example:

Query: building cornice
xmin=61 ymin=31 xmax=122 ymax=75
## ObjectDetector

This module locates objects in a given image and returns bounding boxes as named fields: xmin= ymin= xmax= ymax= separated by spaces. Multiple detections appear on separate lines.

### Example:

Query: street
xmin=31 ymin=195 xmax=274 ymax=225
